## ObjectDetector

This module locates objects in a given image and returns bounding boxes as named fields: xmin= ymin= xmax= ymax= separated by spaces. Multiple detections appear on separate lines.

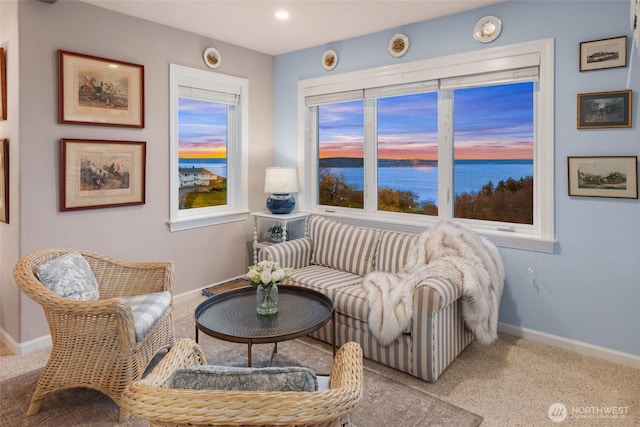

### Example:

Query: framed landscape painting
xmin=58 ymin=50 xmax=144 ymax=127
xmin=568 ymin=156 xmax=638 ymax=199
xmin=577 ymin=90 xmax=632 ymax=129
xmin=60 ymin=139 xmax=146 ymax=211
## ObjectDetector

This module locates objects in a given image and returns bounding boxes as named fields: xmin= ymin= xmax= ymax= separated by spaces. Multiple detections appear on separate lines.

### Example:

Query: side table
xmin=251 ymin=211 xmax=310 ymax=264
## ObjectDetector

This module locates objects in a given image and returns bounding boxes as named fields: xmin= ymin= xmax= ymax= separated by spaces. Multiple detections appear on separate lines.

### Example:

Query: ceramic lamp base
xmin=266 ymin=193 xmax=295 ymax=214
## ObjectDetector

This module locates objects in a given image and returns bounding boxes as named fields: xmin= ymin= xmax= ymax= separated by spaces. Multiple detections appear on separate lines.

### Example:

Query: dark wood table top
xmin=194 ymin=285 xmax=333 ymax=345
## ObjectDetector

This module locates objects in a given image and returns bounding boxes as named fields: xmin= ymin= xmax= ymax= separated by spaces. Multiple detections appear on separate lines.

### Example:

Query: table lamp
xmin=264 ymin=167 xmax=299 ymax=214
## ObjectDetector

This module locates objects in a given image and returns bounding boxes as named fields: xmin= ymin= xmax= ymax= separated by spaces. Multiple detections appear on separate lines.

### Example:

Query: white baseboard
xmin=173 ymin=287 xmax=203 ymax=304
xmin=0 ymin=327 xmax=51 ymax=356
xmin=2 ymin=276 xmax=246 ymax=356
xmin=498 ymin=322 xmax=640 ymax=369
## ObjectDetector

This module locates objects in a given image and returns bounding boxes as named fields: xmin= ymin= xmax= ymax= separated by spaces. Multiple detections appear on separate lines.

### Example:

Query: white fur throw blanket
xmin=363 ymin=220 xmax=505 ymax=346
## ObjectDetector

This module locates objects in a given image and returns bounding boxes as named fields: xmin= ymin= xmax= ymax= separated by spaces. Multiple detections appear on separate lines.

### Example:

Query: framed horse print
xmin=58 ymin=50 xmax=144 ymax=127
xmin=60 ymin=139 xmax=146 ymax=211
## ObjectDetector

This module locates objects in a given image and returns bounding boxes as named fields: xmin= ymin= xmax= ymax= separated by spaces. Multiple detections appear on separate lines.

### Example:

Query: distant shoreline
xmin=319 ymin=157 xmax=532 ymax=168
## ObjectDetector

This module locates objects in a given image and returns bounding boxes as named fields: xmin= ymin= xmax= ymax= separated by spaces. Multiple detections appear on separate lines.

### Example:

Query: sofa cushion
xmin=309 ymin=216 xmax=380 ymax=276
xmin=375 ymin=230 xmax=417 ymax=273
xmin=290 ymin=265 xmax=362 ymax=298
xmin=118 ymin=291 xmax=172 ymax=341
xmin=331 ymin=283 xmax=370 ymax=324
xmin=35 ymin=251 xmax=99 ymax=301
xmin=170 ymin=365 xmax=318 ymax=392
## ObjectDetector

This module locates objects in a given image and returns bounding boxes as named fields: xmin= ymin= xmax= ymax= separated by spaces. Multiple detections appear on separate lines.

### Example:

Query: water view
xmin=326 ymin=159 xmax=533 ymax=205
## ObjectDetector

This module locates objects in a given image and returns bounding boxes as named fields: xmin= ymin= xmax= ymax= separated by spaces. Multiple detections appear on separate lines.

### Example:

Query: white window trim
xmin=168 ymin=64 xmax=249 ymax=232
xmin=297 ymin=38 xmax=555 ymax=252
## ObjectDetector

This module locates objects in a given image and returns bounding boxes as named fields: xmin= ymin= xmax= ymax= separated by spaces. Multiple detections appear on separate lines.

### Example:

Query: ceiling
xmin=80 ymin=0 xmax=504 ymax=55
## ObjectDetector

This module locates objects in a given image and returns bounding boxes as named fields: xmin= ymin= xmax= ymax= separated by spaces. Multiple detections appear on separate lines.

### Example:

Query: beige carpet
xmin=2 ymin=287 xmax=639 ymax=426
xmin=0 ymin=290 xmax=483 ymax=426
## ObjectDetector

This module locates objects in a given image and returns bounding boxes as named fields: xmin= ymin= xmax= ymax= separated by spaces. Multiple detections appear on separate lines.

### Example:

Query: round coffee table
xmin=195 ymin=285 xmax=335 ymax=366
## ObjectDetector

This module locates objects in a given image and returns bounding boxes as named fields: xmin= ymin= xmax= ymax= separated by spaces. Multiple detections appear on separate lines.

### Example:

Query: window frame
xmin=297 ymin=39 xmax=555 ymax=252
xmin=168 ymin=64 xmax=249 ymax=232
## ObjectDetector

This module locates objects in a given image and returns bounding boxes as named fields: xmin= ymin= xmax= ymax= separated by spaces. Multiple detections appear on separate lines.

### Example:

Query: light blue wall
xmin=273 ymin=1 xmax=640 ymax=356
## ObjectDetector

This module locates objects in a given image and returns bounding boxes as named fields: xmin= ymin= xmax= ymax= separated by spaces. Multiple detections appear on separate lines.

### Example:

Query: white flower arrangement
xmin=246 ymin=260 xmax=293 ymax=289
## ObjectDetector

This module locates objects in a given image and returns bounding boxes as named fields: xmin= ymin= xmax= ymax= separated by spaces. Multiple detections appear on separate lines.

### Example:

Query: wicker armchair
xmin=123 ymin=338 xmax=364 ymax=427
xmin=13 ymin=248 xmax=176 ymax=423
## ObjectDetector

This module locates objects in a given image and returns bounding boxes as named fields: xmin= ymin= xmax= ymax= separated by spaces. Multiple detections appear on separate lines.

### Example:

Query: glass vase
xmin=256 ymin=283 xmax=279 ymax=315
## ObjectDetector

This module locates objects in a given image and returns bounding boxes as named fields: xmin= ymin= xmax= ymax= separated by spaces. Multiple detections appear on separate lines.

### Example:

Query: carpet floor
xmin=2 ymin=282 xmax=639 ymax=426
xmin=0 ymin=283 xmax=483 ymax=426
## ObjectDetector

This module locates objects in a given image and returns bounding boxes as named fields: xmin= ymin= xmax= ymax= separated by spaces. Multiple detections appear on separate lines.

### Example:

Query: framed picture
xmin=577 ymin=90 xmax=632 ymax=129
xmin=58 ymin=50 xmax=144 ymax=127
xmin=1 ymin=47 xmax=6 ymax=120
xmin=568 ymin=156 xmax=638 ymax=199
xmin=579 ymin=36 xmax=627 ymax=71
xmin=60 ymin=139 xmax=146 ymax=211
xmin=0 ymin=139 xmax=8 ymax=223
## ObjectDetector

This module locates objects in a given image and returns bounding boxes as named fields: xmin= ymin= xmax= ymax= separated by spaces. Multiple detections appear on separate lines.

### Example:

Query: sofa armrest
xmin=257 ymin=237 xmax=313 ymax=269
xmin=416 ymin=277 xmax=460 ymax=310
xmin=412 ymin=278 xmax=471 ymax=383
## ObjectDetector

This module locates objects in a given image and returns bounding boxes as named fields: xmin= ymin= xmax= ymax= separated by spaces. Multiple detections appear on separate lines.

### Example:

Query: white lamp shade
xmin=264 ymin=167 xmax=299 ymax=194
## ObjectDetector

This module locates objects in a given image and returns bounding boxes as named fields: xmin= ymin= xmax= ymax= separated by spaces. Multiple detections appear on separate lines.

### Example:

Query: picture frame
xmin=60 ymin=139 xmax=146 ymax=211
xmin=1 ymin=47 xmax=6 ymax=120
xmin=577 ymin=90 xmax=632 ymax=129
xmin=1 ymin=139 xmax=8 ymax=223
xmin=579 ymin=36 xmax=627 ymax=71
xmin=568 ymin=156 xmax=638 ymax=199
xmin=58 ymin=50 xmax=144 ymax=127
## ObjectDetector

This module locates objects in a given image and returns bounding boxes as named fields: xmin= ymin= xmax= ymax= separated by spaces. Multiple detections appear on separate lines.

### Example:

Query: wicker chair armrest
xmin=138 ymin=338 xmax=208 ymax=387
xmin=48 ymin=296 xmax=139 ymax=347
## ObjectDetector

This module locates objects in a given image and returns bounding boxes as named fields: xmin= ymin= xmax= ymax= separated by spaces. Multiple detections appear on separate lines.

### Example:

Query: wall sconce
xmin=264 ymin=167 xmax=299 ymax=214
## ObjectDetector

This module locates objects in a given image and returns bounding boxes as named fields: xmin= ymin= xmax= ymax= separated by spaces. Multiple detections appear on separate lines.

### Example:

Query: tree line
xmin=319 ymin=170 xmax=533 ymax=224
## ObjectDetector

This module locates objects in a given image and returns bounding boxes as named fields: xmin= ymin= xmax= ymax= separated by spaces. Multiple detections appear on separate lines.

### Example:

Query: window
xmin=318 ymin=100 xmax=364 ymax=208
xmin=451 ymin=81 xmax=534 ymax=224
xmin=300 ymin=39 xmax=555 ymax=251
xmin=169 ymin=64 xmax=249 ymax=231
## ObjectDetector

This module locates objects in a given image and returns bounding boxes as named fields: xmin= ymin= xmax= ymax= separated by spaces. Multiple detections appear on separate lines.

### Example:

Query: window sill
xmin=168 ymin=210 xmax=250 ymax=232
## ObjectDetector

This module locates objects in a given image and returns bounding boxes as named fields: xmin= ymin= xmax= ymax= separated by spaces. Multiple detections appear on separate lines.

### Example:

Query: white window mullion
xmin=306 ymin=106 xmax=319 ymax=210
xmin=226 ymin=105 xmax=238 ymax=207
xmin=364 ymin=98 xmax=377 ymax=213
xmin=438 ymin=89 xmax=454 ymax=218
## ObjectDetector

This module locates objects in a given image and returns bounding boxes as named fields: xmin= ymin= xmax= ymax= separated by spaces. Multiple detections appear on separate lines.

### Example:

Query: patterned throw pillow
xmin=35 ymin=252 xmax=99 ymax=301
xmin=170 ymin=365 xmax=318 ymax=392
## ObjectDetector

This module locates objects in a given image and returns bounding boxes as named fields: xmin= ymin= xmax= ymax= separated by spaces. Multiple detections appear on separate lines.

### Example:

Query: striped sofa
xmin=258 ymin=215 xmax=474 ymax=382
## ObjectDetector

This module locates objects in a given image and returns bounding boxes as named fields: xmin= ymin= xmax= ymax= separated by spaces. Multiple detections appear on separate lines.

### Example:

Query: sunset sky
xmin=178 ymin=83 xmax=534 ymax=161
xmin=320 ymin=82 xmax=534 ymax=160
xmin=178 ymin=98 xmax=227 ymax=159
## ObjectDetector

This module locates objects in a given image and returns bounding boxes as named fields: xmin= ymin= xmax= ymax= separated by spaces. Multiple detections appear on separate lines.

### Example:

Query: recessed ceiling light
xmin=275 ymin=9 xmax=290 ymax=20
